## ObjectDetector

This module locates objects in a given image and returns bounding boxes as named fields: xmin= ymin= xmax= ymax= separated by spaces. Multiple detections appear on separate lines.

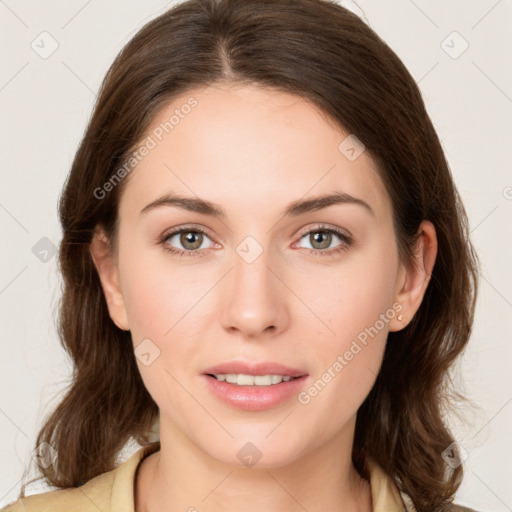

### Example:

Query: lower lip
xmin=202 ymin=374 xmax=309 ymax=411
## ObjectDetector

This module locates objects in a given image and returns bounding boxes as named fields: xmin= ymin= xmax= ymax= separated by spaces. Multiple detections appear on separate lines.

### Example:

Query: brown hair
xmin=18 ymin=0 xmax=479 ymax=510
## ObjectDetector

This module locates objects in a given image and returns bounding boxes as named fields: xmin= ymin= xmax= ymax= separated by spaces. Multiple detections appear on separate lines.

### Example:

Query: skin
xmin=91 ymin=82 xmax=437 ymax=512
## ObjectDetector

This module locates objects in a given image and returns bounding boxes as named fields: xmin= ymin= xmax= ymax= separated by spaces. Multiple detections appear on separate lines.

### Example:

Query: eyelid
xmin=159 ymin=223 xmax=214 ymax=241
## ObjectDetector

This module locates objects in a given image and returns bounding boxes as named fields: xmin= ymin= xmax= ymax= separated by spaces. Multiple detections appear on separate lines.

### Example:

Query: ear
xmin=90 ymin=226 xmax=130 ymax=331
xmin=389 ymin=220 xmax=437 ymax=331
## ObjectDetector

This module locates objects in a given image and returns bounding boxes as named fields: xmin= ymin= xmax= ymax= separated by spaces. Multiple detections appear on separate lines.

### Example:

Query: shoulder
xmin=407 ymin=502 xmax=481 ymax=512
xmin=1 ymin=470 xmax=115 ymax=512
xmin=399 ymin=483 xmax=480 ymax=512
xmin=1 ymin=442 xmax=160 ymax=512
xmin=445 ymin=505 xmax=480 ymax=512
xmin=404 ymin=498 xmax=481 ymax=512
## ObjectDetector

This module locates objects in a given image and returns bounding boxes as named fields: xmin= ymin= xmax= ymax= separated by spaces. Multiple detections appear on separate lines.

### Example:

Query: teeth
xmin=213 ymin=374 xmax=294 ymax=386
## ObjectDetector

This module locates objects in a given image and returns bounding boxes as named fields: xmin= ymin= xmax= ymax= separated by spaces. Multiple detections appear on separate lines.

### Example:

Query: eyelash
xmin=159 ymin=224 xmax=353 ymax=258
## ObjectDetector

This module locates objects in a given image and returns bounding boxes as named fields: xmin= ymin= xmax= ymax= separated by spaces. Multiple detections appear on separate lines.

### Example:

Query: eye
xmin=160 ymin=226 xmax=215 ymax=257
xmin=295 ymin=225 xmax=353 ymax=256
xmin=159 ymin=224 xmax=353 ymax=258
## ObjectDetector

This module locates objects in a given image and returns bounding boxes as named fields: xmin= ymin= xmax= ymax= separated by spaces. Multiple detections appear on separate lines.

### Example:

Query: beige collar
xmin=366 ymin=458 xmax=414 ymax=511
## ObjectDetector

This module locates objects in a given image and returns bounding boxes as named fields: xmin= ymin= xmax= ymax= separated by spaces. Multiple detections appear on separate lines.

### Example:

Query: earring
xmin=397 ymin=314 xmax=403 ymax=321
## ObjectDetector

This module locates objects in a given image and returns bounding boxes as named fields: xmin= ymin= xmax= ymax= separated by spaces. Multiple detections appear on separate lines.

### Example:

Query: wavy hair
xmin=18 ymin=1 xmax=479 ymax=510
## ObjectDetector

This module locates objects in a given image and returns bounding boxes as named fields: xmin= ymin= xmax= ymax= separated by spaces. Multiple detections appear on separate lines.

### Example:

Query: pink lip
xmin=202 ymin=360 xmax=307 ymax=378
xmin=201 ymin=360 xmax=309 ymax=412
xmin=202 ymin=374 xmax=309 ymax=411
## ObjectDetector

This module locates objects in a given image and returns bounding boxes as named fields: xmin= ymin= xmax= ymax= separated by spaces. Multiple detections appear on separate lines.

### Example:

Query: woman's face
xmin=100 ymin=83 xmax=409 ymax=467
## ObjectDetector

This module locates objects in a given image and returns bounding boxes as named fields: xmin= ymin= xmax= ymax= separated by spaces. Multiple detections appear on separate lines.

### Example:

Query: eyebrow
xmin=140 ymin=191 xmax=375 ymax=218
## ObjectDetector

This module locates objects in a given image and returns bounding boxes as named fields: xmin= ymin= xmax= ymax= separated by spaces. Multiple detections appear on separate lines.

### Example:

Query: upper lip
xmin=202 ymin=360 xmax=308 ymax=377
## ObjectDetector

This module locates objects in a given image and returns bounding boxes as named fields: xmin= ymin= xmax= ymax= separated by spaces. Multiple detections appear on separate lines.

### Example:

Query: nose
xmin=219 ymin=243 xmax=290 ymax=339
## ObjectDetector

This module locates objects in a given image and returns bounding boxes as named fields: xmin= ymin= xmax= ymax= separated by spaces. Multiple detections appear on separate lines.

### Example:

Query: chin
xmin=200 ymin=430 xmax=308 ymax=469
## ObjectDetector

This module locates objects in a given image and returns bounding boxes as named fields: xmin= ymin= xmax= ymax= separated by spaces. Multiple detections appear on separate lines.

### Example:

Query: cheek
xmin=307 ymin=237 xmax=399 ymax=343
xmin=299 ymin=239 xmax=398 ymax=411
xmin=298 ymin=291 xmax=390 ymax=438
xmin=118 ymin=243 xmax=207 ymax=342
xmin=117 ymin=246 xmax=212 ymax=390
xmin=119 ymin=261 xmax=200 ymax=413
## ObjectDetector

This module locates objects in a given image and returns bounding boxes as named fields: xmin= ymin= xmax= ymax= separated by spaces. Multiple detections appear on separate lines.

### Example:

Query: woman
xmin=2 ymin=0 xmax=480 ymax=511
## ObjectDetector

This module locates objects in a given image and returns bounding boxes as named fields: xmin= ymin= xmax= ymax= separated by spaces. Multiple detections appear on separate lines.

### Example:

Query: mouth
xmin=200 ymin=360 xmax=309 ymax=411
xmin=206 ymin=373 xmax=303 ymax=386
xmin=201 ymin=360 xmax=308 ymax=386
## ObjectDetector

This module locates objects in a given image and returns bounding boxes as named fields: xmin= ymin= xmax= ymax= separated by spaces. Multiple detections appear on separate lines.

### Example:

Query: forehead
xmin=119 ymin=83 xmax=391 ymax=222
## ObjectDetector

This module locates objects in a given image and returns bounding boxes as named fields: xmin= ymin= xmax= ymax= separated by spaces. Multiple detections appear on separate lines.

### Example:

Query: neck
xmin=135 ymin=417 xmax=372 ymax=512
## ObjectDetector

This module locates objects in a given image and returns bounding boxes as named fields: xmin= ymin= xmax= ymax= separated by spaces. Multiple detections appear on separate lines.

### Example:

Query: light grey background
xmin=1 ymin=0 xmax=511 ymax=510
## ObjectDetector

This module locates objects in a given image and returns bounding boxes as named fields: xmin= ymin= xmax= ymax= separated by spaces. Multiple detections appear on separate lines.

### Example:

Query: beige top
xmin=1 ymin=442 xmax=469 ymax=512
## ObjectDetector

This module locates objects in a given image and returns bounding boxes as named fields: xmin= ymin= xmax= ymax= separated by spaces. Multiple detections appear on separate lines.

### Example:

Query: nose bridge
xmin=234 ymin=235 xmax=272 ymax=292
